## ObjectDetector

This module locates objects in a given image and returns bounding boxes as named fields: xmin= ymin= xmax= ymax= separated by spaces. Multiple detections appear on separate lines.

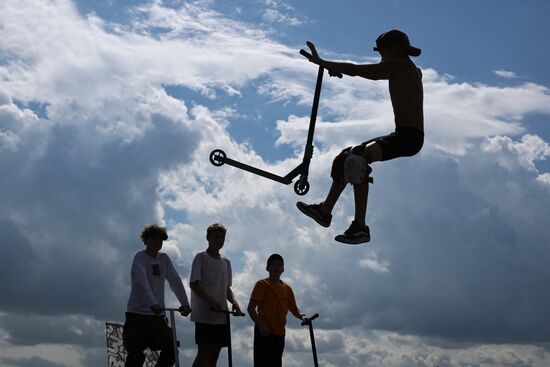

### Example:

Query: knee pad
xmin=330 ymin=147 xmax=352 ymax=182
xmin=331 ymin=146 xmax=373 ymax=184
xmin=344 ymin=154 xmax=372 ymax=184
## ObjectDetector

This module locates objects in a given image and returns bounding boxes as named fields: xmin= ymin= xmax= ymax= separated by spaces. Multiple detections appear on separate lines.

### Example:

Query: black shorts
xmin=195 ymin=322 xmax=230 ymax=347
xmin=363 ymin=126 xmax=424 ymax=161
xmin=123 ymin=312 xmax=173 ymax=352
xmin=330 ymin=127 xmax=423 ymax=182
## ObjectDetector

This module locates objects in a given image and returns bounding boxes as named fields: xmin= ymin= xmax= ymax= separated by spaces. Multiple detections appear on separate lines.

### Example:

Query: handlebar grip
xmin=301 ymin=313 xmax=319 ymax=326
xmin=300 ymin=49 xmax=312 ymax=60
xmin=300 ymin=49 xmax=341 ymax=78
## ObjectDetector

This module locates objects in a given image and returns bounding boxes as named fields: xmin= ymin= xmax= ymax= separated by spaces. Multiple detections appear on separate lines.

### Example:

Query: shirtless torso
xmin=387 ymin=58 xmax=423 ymax=130
xmin=353 ymin=56 xmax=423 ymax=131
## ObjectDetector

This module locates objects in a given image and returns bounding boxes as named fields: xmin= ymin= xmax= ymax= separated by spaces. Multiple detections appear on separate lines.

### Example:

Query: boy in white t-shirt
xmin=123 ymin=224 xmax=191 ymax=367
xmin=190 ymin=223 xmax=243 ymax=367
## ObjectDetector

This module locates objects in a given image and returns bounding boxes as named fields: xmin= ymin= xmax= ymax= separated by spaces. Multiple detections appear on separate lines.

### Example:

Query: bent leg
xmin=322 ymin=179 xmax=346 ymax=215
xmin=364 ymin=141 xmax=382 ymax=163
xmin=352 ymin=142 xmax=379 ymax=225
xmin=353 ymin=181 xmax=369 ymax=226
xmin=322 ymin=147 xmax=353 ymax=214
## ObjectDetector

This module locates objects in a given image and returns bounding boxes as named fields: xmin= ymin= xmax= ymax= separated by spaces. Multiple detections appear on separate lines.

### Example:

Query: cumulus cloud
xmin=482 ymin=134 xmax=550 ymax=172
xmin=494 ymin=69 xmax=519 ymax=78
xmin=1 ymin=1 xmax=550 ymax=367
xmin=0 ymin=0 xmax=202 ymax=324
xmin=261 ymin=0 xmax=306 ymax=26
xmin=0 ymin=91 xmax=40 ymax=152
xmin=278 ymin=69 xmax=550 ymax=155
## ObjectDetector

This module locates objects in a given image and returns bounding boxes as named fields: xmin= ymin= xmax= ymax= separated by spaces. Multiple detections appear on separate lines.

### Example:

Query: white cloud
xmin=1 ymin=1 xmax=550 ymax=367
xmin=494 ymin=69 xmax=519 ymax=78
xmin=0 ymin=91 xmax=41 ymax=152
xmin=482 ymin=134 xmax=550 ymax=173
xmin=262 ymin=9 xmax=302 ymax=26
xmin=0 ymin=343 xmax=83 ymax=366
xmin=273 ymin=67 xmax=550 ymax=155
xmin=359 ymin=253 xmax=390 ymax=274
xmin=260 ymin=0 xmax=305 ymax=26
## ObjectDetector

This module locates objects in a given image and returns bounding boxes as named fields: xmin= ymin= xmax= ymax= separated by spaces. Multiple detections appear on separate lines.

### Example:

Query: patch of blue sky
xmin=13 ymin=99 xmax=50 ymax=120
xmin=163 ymin=80 xmax=311 ymax=162
xmin=288 ymin=0 xmax=550 ymax=85
xmin=163 ymin=205 xmax=188 ymax=225
xmin=74 ymin=0 xmax=141 ymax=24
xmin=522 ymin=114 xmax=550 ymax=174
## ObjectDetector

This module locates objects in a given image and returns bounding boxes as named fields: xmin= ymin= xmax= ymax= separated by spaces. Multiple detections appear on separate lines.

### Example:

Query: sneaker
xmin=335 ymin=221 xmax=371 ymax=245
xmin=296 ymin=202 xmax=332 ymax=228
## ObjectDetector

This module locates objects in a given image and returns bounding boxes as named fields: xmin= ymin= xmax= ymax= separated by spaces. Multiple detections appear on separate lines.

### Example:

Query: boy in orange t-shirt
xmin=247 ymin=254 xmax=308 ymax=367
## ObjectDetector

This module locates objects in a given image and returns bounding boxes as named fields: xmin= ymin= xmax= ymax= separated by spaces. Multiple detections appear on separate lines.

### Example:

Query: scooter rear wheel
xmin=209 ymin=149 xmax=226 ymax=166
xmin=294 ymin=180 xmax=310 ymax=195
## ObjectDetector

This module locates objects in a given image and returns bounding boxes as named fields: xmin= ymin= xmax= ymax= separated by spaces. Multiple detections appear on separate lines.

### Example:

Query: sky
xmin=1 ymin=0 xmax=550 ymax=366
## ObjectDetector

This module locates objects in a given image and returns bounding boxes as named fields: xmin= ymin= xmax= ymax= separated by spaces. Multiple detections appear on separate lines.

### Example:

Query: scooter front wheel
xmin=209 ymin=149 xmax=226 ymax=166
xmin=294 ymin=180 xmax=310 ymax=195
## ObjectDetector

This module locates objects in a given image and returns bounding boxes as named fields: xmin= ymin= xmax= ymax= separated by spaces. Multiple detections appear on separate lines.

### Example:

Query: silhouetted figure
xmin=190 ymin=223 xmax=243 ymax=367
xmin=123 ymin=224 xmax=191 ymax=367
xmin=297 ymin=29 xmax=424 ymax=244
xmin=247 ymin=254 xmax=308 ymax=367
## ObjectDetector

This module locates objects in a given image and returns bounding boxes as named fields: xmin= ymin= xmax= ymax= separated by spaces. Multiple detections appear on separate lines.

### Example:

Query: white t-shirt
xmin=126 ymin=250 xmax=189 ymax=315
xmin=189 ymin=251 xmax=232 ymax=324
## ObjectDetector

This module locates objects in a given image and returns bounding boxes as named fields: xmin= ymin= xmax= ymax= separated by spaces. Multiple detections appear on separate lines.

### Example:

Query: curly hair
xmin=140 ymin=224 xmax=168 ymax=242
xmin=206 ymin=223 xmax=227 ymax=237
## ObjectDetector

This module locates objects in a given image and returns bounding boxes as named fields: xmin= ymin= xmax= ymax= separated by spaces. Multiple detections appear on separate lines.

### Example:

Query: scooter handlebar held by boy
xmin=300 ymin=312 xmax=319 ymax=326
xmin=209 ymin=308 xmax=246 ymax=317
xmin=161 ymin=306 xmax=191 ymax=316
xmin=301 ymin=43 xmax=343 ymax=79
xmin=301 ymin=313 xmax=320 ymax=367
xmin=209 ymin=44 xmax=330 ymax=196
xmin=161 ymin=307 xmax=191 ymax=367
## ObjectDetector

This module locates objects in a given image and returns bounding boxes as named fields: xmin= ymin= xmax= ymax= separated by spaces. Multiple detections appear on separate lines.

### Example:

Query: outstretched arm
xmin=306 ymin=41 xmax=391 ymax=80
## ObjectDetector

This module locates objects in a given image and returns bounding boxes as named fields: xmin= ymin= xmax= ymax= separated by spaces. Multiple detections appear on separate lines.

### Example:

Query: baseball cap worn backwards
xmin=373 ymin=29 xmax=421 ymax=57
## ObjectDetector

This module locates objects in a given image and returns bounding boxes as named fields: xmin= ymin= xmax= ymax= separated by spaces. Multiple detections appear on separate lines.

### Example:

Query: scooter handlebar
xmin=301 ymin=313 xmax=319 ymax=326
xmin=300 ymin=49 xmax=312 ymax=60
xmin=300 ymin=49 xmax=342 ymax=78
xmin=209 ymin=308 xmax=246 ymax=317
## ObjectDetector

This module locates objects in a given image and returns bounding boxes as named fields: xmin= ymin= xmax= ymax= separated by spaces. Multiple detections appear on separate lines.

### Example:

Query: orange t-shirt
xmin=250 ymin=278 xmax=299 ymax=336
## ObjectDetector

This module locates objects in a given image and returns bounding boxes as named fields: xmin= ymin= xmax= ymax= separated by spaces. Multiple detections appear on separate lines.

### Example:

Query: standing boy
xmin=190 ymin=223 xmax=242 ymax=367
xmin=123 ymin=224 xmax=191 ymax=367
xmin=247 ymin=254 xmax=307 ymax=367
xmin=297 ymin=29 xmax=424 ymax=244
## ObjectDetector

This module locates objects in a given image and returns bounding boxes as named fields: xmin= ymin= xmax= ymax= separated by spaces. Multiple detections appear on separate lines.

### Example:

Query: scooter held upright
xmin=209 ymin=49 xmax=325 ymax=196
